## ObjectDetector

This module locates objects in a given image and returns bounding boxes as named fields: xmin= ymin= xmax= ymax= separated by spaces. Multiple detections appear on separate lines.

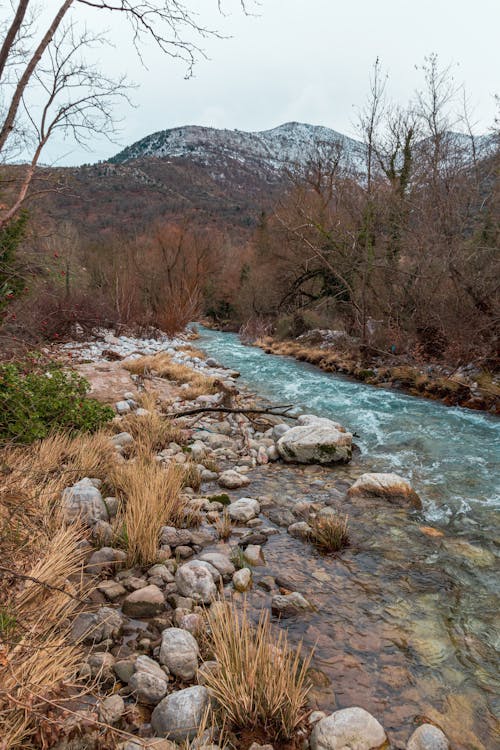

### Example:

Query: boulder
xmin=277 ymin=416 xmax=352 ymax=464
xmin=243 ymin=544 xmax=265 ymax=566
xmin=115 ymin=400 xmax=131 ymax=415
xmin=310 ymin=707 xmax=386 ymax=750
xmin=159 ymin=627 xmax=199 ymax=681
xmin=175 ymin=560 xmax=217 ymax=603
xmin=228 ymin=497 xmax=260 ymax=523
xmin=218 ymin=470 xmax=251 ymax=489
xmin=151 ymin=686 xmax=209 ymax=742
xmin=111 ymin=432 xmax=134 ymax=448
xmin=407 ymin=724 xmax=449 ymax=750
xmin=348 ymin=473 xmax=422 ymax=509
xmin=72 ymin=606 xmax=123 ymax=644
xmin=62 ymin=478 xmax=109 ymax=524
xmin=122 ymin=584 xmax=165 ymax=618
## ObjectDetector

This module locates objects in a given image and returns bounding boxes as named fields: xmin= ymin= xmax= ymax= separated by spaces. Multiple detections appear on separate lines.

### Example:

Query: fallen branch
xmin=0 ymin=566 xmax=85 ymax=603
xmin=165 ymin=404 xmax=298 ymax=419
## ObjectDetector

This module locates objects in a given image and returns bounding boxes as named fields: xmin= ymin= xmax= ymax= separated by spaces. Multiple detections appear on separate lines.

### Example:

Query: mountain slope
xmin=110 ymin=121 xmax=366 ymax=176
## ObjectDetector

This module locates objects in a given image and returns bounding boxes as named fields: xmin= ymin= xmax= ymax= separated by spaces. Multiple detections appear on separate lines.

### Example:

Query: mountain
xmin=110 ymin=122 xmax=366 ymax=177
xmin=39 ymin=123 xmax=496 ymax=239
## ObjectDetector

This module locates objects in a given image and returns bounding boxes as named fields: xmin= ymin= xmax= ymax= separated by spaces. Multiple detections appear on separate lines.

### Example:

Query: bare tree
xmin=0 ymin=0 xmax=249 ymax=228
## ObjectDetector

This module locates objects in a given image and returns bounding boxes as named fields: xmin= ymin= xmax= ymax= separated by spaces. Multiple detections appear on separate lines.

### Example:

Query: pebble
xmin=99 ymin=694 xmax=125 ymax=724
xmin=271 ymin=592 xmax=312 ymax=616
xmin=233 ymin=567 xmax=252 ymax=592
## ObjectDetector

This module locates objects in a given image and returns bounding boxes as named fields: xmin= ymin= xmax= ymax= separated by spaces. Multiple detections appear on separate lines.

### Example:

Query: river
xmin=195 ymin=326 xmax=499 ymax=749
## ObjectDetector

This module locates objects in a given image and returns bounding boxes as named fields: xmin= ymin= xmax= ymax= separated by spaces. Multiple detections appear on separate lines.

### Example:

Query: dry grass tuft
xmin=214 ymin=509 xmax=232 ymax=541
xmin=124 ymin=352 xmax=218 ymax=400
xmin=201 ymin=456 xmax=219 ymax=473
xmin=118 ymin=409 xmax=186 ymax=455
xmin=204 ymin=601 xmax=312 ymax=742
xmin=178 ymin=344 xmax=207 ymax=359
xmin=309 ymin=514 xmax=350 ymax=553
xmin=111 ymin=456 xmax=185 ymax=566
xmin=0 ymin=431 xmax=115 ymax=554
xmin=181 ymin=461 xmax=202 ymax=491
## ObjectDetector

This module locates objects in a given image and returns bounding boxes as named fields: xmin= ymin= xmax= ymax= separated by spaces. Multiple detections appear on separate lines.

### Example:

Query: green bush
xmin=0 ymin=361 xmax=114 ymax=443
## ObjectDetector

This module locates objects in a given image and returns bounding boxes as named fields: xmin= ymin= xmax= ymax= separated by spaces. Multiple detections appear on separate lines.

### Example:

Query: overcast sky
xmin=40 ymin=0 xmax=500 ymax=165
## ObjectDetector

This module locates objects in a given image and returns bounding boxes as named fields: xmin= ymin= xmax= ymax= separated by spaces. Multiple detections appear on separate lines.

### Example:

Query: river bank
xmin=1 ymin=328 xmax=498 ymax=750
xmin=251 ymin=333 xmax=500 ymax=415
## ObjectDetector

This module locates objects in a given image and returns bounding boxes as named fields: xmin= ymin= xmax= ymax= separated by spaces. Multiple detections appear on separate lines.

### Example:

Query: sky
xmin=27 ymin=0 xmax=500 ymax=165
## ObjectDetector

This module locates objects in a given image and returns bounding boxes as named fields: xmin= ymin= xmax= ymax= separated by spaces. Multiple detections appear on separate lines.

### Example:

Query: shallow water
xmin=196 ymin=326 xmax=500 ymax=749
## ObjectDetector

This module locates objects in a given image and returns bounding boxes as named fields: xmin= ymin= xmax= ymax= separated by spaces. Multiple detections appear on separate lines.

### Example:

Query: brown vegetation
xmin=125 ymin=351 xmax=219 ymax=400
xmin=110 ymin=455 xmax=185 ymax=566
xmin=0 ymin=432 xmax=115 ymax=747
xmin=204 ymin=601 xmax=312 ymax=744
xmin=309 ymin=514 xmax=350 ymax=554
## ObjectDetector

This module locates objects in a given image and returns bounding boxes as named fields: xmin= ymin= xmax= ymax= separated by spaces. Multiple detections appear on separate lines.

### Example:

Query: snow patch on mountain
xmin=111 ymin=122 xmax=366 ymax=176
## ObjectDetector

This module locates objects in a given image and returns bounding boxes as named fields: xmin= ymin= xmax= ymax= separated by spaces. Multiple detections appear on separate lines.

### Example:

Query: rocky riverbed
xmin=50 ymin=329 xmax=497 ymax=750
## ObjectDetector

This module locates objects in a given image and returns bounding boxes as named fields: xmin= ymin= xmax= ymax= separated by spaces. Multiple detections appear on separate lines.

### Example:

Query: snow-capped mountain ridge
xmin=110 ymin=122 xmax=496 ymax=186
xmin=111 ymin=121 xmax=366 ymax=175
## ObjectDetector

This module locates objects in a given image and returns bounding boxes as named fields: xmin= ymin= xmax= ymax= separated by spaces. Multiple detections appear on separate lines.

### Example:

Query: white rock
xmin=243 ymin=544 xmax=265 ymax=566
xmin=228 ymin=497 xmax=260 ymax=523
xmin=277 ymin=416 xmax=352 ymax=464
xmin=175 ymin=560 xmax=217 ymax=603
xmin=233 ymin=567 xmax=252 ymax=592
xmin=271 ymin=592 xmax=312 ymax=615
xmin=198 ymin=553 xmax=235 ymax=579
xmin=159 ymin=628 xmax=199 ymax=680
xmin=111 ymin=431 xmax=134 ymax=448
xmin=115 ymin=400 xmax=131 ymax=415
xmin=62 ymin=478 xmax=108 ymax=525
xmin=218 ymin=469 xmax=251 ymax=489
xmin=310 ymin=707 xmax=386 ymax=750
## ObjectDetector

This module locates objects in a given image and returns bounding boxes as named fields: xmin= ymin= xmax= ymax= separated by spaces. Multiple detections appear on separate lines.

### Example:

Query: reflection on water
xmin=196 ymin=327 xmax=500 ymax=750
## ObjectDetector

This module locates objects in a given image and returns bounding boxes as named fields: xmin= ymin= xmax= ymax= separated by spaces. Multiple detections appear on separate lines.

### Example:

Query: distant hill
xmin=36 ymin=122 xmax=496 ymax=239
xmin=110 ymin=121 xmax=367 ymax=176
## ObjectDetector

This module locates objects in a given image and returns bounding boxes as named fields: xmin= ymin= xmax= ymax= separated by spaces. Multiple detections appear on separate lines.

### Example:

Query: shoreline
xmin=1 ymin=329 xmax=495 ymax=749
xmin=249 ymin=335 xmax=500 ymax=415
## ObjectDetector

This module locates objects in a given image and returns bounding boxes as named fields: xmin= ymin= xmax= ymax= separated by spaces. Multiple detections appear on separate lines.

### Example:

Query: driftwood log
xmin=165 ymin=404 xmax=298 ymax=419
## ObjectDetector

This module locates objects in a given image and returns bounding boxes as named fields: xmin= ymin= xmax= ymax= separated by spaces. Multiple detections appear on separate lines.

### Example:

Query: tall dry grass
xmin=204 ymin=601 xmax=312 ymax=742
xmin=0 ymin=522 xmax=89 ymax=748
xmin=118 ymin=393 xmax=186 ymax=454
xmin=124 ymin=352 xmax=218 ymax=400
xmin=0 ymin=429 xmax=120 ymax=747
xmin=111 ymin=456 xmax=185 ymax=566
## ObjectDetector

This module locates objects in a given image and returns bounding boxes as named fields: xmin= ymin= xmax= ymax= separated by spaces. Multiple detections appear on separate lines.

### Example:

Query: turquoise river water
xmin=195 ymin=326 xmax=500 ymax=749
